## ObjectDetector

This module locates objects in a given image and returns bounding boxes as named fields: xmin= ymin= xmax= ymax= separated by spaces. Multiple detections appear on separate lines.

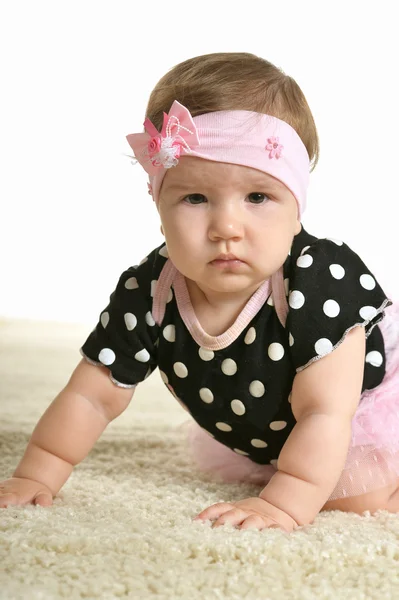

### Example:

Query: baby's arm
xmin=0 ymin=359 xmax=135 ymax=507
xmin=259 ymin=325 xmax=366 ymax=526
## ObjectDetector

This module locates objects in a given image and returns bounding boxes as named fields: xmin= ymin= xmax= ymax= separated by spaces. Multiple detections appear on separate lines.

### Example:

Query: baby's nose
xmin=208 ymin=204 xmax=244 ymax=239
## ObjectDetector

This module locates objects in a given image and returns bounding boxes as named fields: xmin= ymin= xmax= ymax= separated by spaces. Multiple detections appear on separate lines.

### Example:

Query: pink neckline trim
xmin=173 ymin=270 xmax=271 ymax=350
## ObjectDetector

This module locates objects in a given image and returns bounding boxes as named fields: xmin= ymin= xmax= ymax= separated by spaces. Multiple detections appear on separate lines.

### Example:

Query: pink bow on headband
xmin=126 ymin=100 xmax=200 ymax=176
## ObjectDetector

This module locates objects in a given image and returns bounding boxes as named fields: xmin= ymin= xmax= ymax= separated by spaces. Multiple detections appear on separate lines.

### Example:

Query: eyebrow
xmin=162 ymin=183 xmax=195 ymax=192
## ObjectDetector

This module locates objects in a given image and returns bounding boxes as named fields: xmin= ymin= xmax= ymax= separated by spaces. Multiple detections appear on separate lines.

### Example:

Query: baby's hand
xmin=193 ymin=496 xmax=298 ymax=532
xmin=0 ymin=477 xmax=53 ymax=508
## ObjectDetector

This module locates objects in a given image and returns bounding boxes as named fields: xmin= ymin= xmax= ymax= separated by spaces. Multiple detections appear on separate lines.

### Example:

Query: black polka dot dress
xmin=80 ymin=225 xmax=393 ymax=467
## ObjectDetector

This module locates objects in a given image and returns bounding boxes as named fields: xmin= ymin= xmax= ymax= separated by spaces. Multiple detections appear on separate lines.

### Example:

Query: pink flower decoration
xmin=172 ymin=141 xmax=182 ymax=159
xmin=147 ymin=136 xmax=162 ymax=158
xmin=266 ymin=136 xmax=284 ymax=159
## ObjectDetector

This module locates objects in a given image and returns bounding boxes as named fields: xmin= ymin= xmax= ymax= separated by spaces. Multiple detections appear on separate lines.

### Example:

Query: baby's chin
xmin=195 ymin=274 xmax=268 ymax=297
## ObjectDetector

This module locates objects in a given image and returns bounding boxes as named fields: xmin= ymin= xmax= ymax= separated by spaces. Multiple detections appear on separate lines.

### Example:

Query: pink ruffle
xmin=180 ymin=418 xmax=277 ymax=485
xmin=350 ymin=301 xmax=399 ymax=452
xmin=180 ymin=301 xmax=399 ymax=500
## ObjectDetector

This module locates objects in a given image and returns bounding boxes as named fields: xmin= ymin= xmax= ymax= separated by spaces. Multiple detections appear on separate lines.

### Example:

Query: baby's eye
xmin=183 ymin=194 xmax=207 ymax=205
xmin=247 ymin=192 xmax=270 ymax=204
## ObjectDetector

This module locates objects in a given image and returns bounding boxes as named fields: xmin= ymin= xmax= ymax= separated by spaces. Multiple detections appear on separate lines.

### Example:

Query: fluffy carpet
xmin=1 ymin=319 xmax=399 ymax=600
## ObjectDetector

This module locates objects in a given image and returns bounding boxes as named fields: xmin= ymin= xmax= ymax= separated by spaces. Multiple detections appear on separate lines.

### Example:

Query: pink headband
xmin=126 ymin=100 xmax=310 ymax=217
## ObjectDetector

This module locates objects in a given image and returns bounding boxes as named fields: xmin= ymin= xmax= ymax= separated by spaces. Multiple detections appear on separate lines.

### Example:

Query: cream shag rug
xmin=1 ymin=319 xmax=399 ymax=600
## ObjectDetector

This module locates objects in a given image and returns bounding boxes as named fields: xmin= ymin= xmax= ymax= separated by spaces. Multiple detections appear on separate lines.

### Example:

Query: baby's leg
xmin=321 ymin=478 xmax=399 ymax=515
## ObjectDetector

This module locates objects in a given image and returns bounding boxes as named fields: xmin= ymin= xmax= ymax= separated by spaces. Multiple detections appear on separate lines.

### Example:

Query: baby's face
xmin=158 ymin=157 xmax=301 ymax=300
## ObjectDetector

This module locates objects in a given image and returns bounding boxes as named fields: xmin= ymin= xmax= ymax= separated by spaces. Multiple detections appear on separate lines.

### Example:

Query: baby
xmin=1 ymin=52 xmax=399 ymax=532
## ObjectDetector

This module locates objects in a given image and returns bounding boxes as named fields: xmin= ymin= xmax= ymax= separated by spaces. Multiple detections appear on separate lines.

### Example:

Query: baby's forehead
xmin=162 ymin=157 xmax=281 ymax=190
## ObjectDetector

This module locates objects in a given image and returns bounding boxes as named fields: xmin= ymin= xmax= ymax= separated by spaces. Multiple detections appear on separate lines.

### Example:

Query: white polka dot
xmin=125 ymin=277 xmax=139 ymax=290
xmin=366 ymin=351 xmax=383 ymax=367
xmin=251 ymin=439 xmax=268 ymax=448
xmin=360 ymin=274 xmax=376 ymax=290
xmin=323 ymin=299 xmax=340 ymax=318
xmin=296 ymin=254 xmax=313 ymax=268
xmin=135 ymin=349 xmax=150 ymax=363
xmin=270 ymin=421 xmax=287 ymax=431
xmin=163 ymin=324 xmax=176 ymax=342
xmin=249 ymin=380 xmax=265 ymax=397
xmin=300 ymin=245 xmax=311 ymax=256
xmin=199 ymin=388 xmax=214 ymax=403
xmin=167 ymin=288 xmax=173 ymax=303
xmin=359 ymin=306 xmax=378 ymax=321
xmin=234 ymin=448 xmax=249 ymax=455
xmin=221 ymin=359 xmax=237 ymax=375
xmin=216 ymin=422 xmax=232 ymax=432
xmin=150 ymin=280 xmax=157 ymax=297
xmin=244 ymin=327 xmax=256 ymax=344
xmin=139 ymin=256 xmax=148 ymax=265
xmin=98 ymin=348 xmax=115 ymax=365
xmin=159 ymin=245 xmax=169 ymax=258
xmin=267 ymin=293 xmax=274 ymax=306
xmin=288 ymin=392 xmax=292 ymax=404
xmin=124 ymin=312 xmax=137 ymax=331
xmin=231 ymin=399 xmax=246 ymax=415
xmin=145 ymin=311 xmax=155 ymax=326
xmin=326 ymin=237 xmax=343 ymax=246
xmin=315 ymin=338 xmax=333 ymax=355
xmin=174 ymin=362 xmax=188 ymax=378
xmin=159 ymin=370 xmax=168 ymax=384
xmin=100 ymin=312 xmax=109 ymax=328
xmin=289 ymin=333 xmax=294 ymax=347
xmin=270 ymin=459 xmax=278 ymax=468
xmin=329 ymin=264 xmax=345 ymax=279
xmin=199 ymin=347 xmax=214 ymax=361
xmin=268 ymin=342 xmax=285 ymax=361
xmin=289 ymin=290 xmax=305 ymax=309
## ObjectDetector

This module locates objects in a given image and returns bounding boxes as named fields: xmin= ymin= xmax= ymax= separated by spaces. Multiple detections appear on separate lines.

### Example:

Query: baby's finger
xmin=33 ymin=492 xmax=53 ymax=507
xmin=194 ymin=502 xmax=234 ymax=522
xmin=239 ymin=514 xmax=268 ymax=530
xmin=212 ymin=508 xmax=248 ymax=528
xmin=0 ymin=492 xmax=19 ymax=508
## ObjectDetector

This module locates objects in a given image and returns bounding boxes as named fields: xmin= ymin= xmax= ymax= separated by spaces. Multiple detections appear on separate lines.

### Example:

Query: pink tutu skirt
xmin=180 ymin=301 xmax=399 ymax=501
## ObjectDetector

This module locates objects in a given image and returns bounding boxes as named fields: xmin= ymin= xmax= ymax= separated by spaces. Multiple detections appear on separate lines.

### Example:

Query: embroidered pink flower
xmin=147 ymin=135 xmax=162 ymax=158
xmin=266 ymin=136 xmax=284 ymax=159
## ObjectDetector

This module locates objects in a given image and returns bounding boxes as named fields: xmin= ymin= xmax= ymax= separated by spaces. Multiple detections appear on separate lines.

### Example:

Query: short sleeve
xmin=286 ymin=237 xmax=392 ymax=373
xmin=80 ymin=246 xmax=165 ymax=387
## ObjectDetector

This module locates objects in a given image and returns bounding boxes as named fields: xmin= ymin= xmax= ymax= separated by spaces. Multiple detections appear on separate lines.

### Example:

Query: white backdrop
xmin=1 ymin=0 xmax=398 ymax=326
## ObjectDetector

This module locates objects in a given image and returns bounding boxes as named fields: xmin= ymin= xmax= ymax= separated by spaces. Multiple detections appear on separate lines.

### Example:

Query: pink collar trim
xmin=173 ymin=270 xmax=271 ymax=350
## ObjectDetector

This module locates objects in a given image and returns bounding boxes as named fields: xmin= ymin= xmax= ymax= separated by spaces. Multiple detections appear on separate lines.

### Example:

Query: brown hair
xmin=146 ymin=52 xmax=319 ymax=172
